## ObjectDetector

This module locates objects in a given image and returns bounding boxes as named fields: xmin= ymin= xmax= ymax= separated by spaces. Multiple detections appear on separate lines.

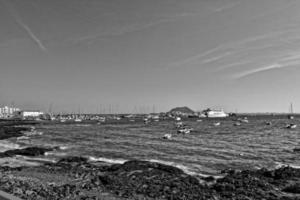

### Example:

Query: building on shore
xmin=0 ymin=106 xmax=21 ymax=118
xmin=21 ymin=110 xmax=44 ymax=119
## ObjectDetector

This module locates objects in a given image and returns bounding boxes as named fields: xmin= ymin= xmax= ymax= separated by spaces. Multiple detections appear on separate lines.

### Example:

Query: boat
xmin=175 ymin=117 xmax=181 ymax=121
xmin=234 ymin=122 xmax=241 ymax=126
xmin=163 ymin=134 xmax=172 ymax=139
xmin=238 ymin=117 xmax=249 ymax=123
xmin=288 ymin=103 xmax=294 ymax=119
xmin=214 ymin=122 xmax=221 ymax=126
xmin=286 ymin=124 xmax=297 ymax=129
xmin=204 ymin=109 xmax=228 ymax=118
xmin=177 ymin=128 xmax=191 ymax=134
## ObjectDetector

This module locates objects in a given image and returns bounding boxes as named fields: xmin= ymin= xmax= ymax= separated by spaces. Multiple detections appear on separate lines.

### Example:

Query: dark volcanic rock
xmin=57 ymin=156 xmax=89 ymax=164
xmin=98 ymin=160 xmax=215 ymax=200
xmin=213 ymin=167 xmax=300 ymax=200
xmin=282 ymin=184 xmax=300 ymax=194
xmin=168 ymin=106 xmax=195 ymax=115
xmin=1 ymin=158 xmax=300 ymax=200
xmin=0 ymin=147 xmax=53 ymax=157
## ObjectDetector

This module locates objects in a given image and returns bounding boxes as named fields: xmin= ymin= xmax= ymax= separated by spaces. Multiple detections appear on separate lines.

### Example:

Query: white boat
xmin=74 ymin=118 xmax=82 ymax=122
xmin=177 ymin=127 xmax=193 ymax=134
xmin=175 ymin=117 xmax=181 ymax=121
xmin=205 ymin=109 xmax=228 ymax=118
xmin=163 ymin=134 xmax=172 ymax=139
xmin=214 ymin=122 xmax=221 ymax=126
xmin=286 ymin=124 xmax=297 ymax=129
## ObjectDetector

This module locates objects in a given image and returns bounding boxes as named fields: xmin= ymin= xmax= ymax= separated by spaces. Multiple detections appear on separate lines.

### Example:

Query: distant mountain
xmin=168 ymin=106 xmax=195 ymax=115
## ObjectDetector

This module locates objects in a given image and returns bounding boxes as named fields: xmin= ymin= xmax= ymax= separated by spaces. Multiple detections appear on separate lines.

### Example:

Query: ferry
xmin=205 ymin=109 xmax=228 ymax=118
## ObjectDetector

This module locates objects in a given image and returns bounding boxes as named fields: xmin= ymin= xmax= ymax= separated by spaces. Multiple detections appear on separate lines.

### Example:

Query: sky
xmin=1 ymin=0 xmax=300 ymax=113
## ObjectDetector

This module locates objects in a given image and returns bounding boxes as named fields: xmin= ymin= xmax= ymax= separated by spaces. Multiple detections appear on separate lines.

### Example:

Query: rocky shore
xmin=0 ymin=157 xmax=299 ymax=200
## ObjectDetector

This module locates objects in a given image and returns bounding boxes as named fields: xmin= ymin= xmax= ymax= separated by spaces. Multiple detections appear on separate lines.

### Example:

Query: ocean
xmin=2 ymin=116 xmax=300 ymax=177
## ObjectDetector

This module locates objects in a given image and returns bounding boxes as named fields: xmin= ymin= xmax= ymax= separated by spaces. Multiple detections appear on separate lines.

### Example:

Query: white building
xmin=21 ymin=111 xmax=44 ymax=118
xmin=0 ymin=106 xmax=20 ymax=118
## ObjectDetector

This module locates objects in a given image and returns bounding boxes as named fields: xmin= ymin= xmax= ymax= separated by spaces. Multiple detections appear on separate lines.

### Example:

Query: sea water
xmin=4 ymin=116 xmax=300 ymax=176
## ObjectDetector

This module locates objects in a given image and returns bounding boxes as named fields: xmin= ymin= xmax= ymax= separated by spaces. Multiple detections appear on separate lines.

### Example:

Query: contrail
xmin=165 ymin=45 xmax=224 ymax=69
xmin=234 ymin=64 xmax=282 ymax=79
xmin=214 ymin=1 xmax=241 ymax=12
xmin=14 ymin=19 xmax=47 ymax=52
xmin=1 ymin=0 xmax=47 ymax=52
xmin=202 ymin=52 xmax=232 ymax=64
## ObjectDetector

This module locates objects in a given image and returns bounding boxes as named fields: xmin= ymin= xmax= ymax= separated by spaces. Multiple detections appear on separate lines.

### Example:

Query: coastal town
xmin=0 ymin=105 xmax=231 ymax=121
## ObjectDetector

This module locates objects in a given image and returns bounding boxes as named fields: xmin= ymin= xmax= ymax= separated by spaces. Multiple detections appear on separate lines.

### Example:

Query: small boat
xmin=74 ymin=118 xmax=82 ymax=122
xmin=214 ymin=122 xmax=221 ymax=126
xmin=286 ymin=124 xmax=297 ymax=129
xmin=177 ymin=128 xmax=192 ymax=134
xmin=238 ymin=117 xmax=249 ymax=123
xmin=163 ymin=134 xmax=172 ymax=139
xmin=265 ymin=122 xmax=272 ymax=125
xmin=175 ymin=117 xmax=181 ymax=121
xmin=233 ymin=122 xmax=241 ymax=126
xmin=175 ymin=122 xmax=183 ymax=128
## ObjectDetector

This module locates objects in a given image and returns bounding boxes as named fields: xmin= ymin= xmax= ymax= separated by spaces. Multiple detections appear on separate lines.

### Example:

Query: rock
xmin=282 ymin=184 xmax=300 ymax=194
xmin=98 ymin=160 xmax=215 ymax=199
xmin=57 ymin=156 xmax=88 ymax=164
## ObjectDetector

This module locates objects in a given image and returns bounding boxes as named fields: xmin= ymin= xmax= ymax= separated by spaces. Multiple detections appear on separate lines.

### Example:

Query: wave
xmin=147 ymin=159 xmax=200 ymax=176
xmin=0 ymin=157 xmax=41 ymax=167
xmin=45 ymin=152 xmax=68 ymax=157
xmin=57 ymin=146 xmax=69 ymax=150
xmin=88 ymin=156 xmax=127 ymax=164
xmin=20 ymin=156 xmax=56 ymax=164
xmin=17 ymin=136 xmax=30 ymax=140
xmin=0 ymin=141 xmax=21 ymax=152
xmin=23 ymin=130 xmax=43 ymax=136
xmin=275 ymin=162 xmax=300 ymax=169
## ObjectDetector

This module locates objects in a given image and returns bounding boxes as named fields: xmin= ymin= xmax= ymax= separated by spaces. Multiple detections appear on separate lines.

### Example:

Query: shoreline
xmin=0 ymin=156 xmax=299 ymax=199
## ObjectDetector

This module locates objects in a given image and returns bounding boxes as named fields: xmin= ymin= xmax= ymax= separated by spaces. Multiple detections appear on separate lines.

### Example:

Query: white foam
xmin=275 ymin=162 xmax=300 ymax=169
xmin=0 ymin=157 xmax=41 ymax=167
xmin=58 ymin=146 xmax=69 ymax=150
xmin=45 ymin=152 xmax=68 ymax=157
xmin=23 ymin=131 xmax=43 ymax=136
xmin=0 ymin=141 xmax=21 ymax=152
xmin=148 ymin=159 xmax=199 ymax=176
xmin=22 ymin=156 xmax=56 ymax=163
xmin=17 ymin=136 xmax=30 ymax=140
xmin=88 ymin=156 xmax=127 ymax=164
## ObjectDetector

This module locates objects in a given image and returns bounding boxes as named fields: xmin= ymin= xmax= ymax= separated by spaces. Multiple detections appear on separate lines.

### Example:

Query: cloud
xmin=214 ymin=1 xmax=242 ymax=12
